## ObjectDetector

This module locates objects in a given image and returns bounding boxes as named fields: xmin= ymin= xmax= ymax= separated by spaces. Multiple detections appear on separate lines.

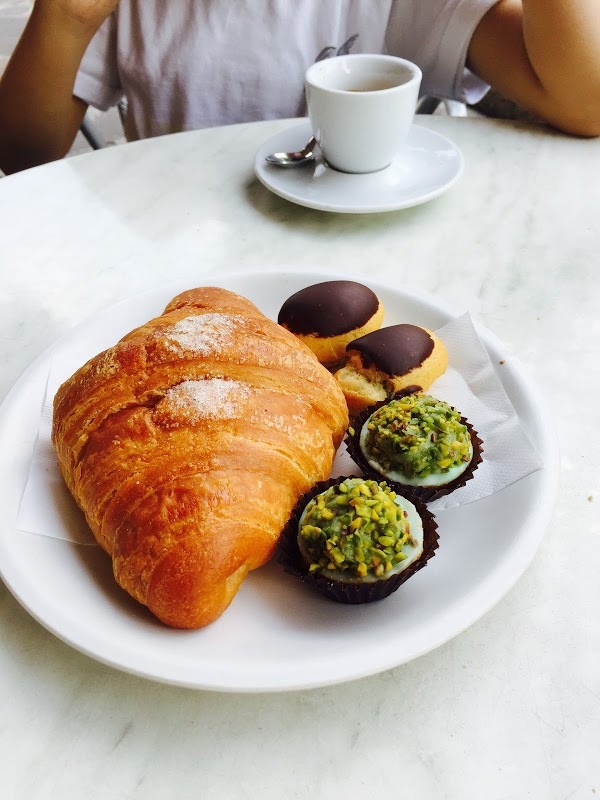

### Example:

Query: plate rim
xmin=0 ymin=271 xmax=559 ymax=692
xmin=253 ymin=121 xmax=464 ymax=214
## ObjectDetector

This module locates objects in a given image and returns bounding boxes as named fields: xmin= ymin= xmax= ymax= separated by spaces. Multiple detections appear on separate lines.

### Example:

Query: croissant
xmin=52 ymin=287 xmax=349 ymax=628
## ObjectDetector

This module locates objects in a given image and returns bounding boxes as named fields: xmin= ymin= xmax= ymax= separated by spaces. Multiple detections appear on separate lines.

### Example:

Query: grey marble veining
xmin=0 ymin=116 xmax=599 ymax=800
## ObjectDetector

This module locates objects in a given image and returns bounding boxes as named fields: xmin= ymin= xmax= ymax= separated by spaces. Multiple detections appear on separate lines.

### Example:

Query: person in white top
xmin=1 ymin=0 xmax=600 ymax=173
xmin=71 ymin=0 xmax=500 ymax=141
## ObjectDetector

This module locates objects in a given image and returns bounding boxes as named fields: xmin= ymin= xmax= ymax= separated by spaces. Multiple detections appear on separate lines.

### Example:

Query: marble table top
xmin=0 ymin=116 xmax=598 ymax=800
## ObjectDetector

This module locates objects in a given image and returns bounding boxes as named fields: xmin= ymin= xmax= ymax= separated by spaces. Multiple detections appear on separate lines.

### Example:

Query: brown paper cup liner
xmin=276 ymin=477 xmax=439 ymax=604
xmin=345 ymin=393 xmax=484 ymax=504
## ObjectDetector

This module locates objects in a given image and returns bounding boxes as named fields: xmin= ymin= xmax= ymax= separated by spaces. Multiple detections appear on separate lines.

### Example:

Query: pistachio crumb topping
xmin=364 ymin=394 xmax=471 ymax=480
xmin=299 ymin=478 xmax=418 ymax=581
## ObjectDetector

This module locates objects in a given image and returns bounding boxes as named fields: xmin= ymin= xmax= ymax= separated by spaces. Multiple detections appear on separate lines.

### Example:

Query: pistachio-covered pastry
xmin=299 ymin=477 xmax=423 ymax=581
xmin=277 ymin=476 xmax=438 ymax=603
xmin=346 ymin=393 xmax=483 ymax=503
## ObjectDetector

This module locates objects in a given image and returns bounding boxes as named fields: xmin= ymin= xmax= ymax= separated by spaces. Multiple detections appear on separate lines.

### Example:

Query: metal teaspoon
xmin=265 ymin=136 xmax=318 ymax=167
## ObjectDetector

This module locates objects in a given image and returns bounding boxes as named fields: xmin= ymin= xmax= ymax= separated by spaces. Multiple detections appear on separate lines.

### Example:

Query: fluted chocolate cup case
xmin=277 ymin=477 xmax=439 ymax=604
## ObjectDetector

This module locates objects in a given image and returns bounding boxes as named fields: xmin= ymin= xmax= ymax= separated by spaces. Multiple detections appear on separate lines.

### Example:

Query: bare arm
xmin=468 ymin=0 xmax=600 ymax=136
xmin=0 ymin=0 xmax=119 ymax=174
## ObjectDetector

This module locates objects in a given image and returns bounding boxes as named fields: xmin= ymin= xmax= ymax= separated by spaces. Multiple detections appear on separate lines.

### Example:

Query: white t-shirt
xmin=74 ymin=0 xmax=499 ymax=141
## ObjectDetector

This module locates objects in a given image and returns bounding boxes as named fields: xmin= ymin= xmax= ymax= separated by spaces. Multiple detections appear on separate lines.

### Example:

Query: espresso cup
xmin=305 ymin=54 xmax=422 ymax=174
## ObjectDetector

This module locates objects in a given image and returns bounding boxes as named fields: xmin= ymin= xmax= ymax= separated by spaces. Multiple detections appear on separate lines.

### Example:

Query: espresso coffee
xmin=345 ymin=77 xmax=405 ymax=92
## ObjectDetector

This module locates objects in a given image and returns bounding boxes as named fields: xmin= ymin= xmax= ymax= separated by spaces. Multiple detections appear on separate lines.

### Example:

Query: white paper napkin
xmin=18 ymin=397 xmax=96 ymax=545
xmin=16 ymin=312 xmax=543 ymax=544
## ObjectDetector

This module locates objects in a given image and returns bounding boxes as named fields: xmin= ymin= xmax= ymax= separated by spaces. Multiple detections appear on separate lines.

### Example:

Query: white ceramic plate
xmin=254 ymin=121 xmax=464 ymax=213
xmin=0 ymin=272 xmax=558 ymax=692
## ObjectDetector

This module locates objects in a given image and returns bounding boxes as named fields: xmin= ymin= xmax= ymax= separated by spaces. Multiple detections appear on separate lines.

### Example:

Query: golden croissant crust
xmin=52 ymin=287 xmax=349 ymax=628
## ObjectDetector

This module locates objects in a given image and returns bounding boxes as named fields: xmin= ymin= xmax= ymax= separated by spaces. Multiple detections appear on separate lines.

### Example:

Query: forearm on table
xmin=470 ymin=0 xmax=600 ymax=136
xmin=0 ymin=2 xmax=96 ymax=174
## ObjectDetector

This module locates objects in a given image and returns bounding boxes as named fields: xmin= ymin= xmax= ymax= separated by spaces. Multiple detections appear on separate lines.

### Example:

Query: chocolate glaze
xmin=348 ymin=324 xmax=434 ymax=375
xmin=278 ymin=281 xmax=379 ymax=337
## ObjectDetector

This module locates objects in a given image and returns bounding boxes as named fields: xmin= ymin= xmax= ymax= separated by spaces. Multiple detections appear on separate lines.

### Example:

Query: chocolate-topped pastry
xmin=350 ymin=324 xmax=434 ymax=375
xmin=278 ymin=280 xmax=384 ymax=366
xmin=334 ymin=324 xmax=448 ymax=416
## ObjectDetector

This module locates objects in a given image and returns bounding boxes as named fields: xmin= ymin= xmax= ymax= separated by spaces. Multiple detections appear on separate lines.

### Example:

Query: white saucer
xmin=254 ymin=120 xmax=464 ymax=213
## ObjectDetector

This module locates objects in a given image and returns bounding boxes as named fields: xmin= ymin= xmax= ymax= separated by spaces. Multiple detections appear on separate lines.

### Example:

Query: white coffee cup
xmin=305 ymin=54 xmax=422 ymax=174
